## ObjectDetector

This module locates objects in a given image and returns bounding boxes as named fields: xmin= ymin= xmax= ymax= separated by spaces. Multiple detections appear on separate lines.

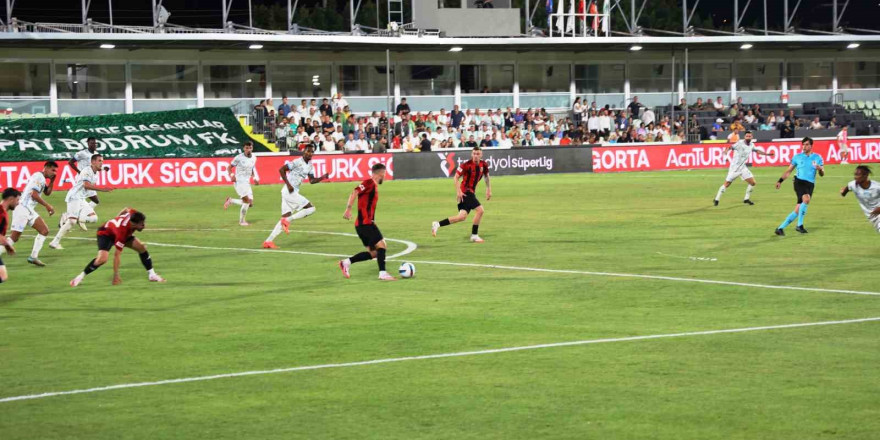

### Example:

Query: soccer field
xmin=1 ymin=165 xmax=879 ymax=439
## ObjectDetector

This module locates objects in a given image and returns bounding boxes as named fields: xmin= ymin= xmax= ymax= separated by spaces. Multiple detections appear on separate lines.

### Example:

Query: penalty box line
xmin=1 ymin=316 xmax=879 ymax=404
xmin=36 ymin=233 xmax=880 ymax=297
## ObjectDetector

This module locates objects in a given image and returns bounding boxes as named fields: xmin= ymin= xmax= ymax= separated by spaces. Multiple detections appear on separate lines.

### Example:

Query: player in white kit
xmin=8 ymin=161 xmax=58 ymax=267
xmin=714 ymin=131 xmax=775 ymax=206
xmin=62 ymin=137 xmax=102 ymax=229
xmin=50 ymin=154 xmax=115 ymax=250
xmin=837 ymin=126 xmax=850 ymax=165
xmin=841 ymin=165 xmax=880 ymax=233
xmin=262 ymin=145 xmax=329 ymax=249
xmin=223 ymin=142 xmax=260 ymax=226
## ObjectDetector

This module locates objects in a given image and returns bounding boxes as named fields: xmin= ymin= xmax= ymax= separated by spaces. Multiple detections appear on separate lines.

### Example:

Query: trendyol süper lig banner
xmin=0 ymin=154 xmax=393 ymax=190
xmin=592 ymin=137 xmax=880 ymax=173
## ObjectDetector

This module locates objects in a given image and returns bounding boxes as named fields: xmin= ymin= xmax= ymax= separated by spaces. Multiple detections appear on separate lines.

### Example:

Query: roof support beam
xmin=82 ymin=0 xmax=92 ymax=25
xmin=288 ymin=0 xmax=299 ymax=33
xmin=3 ymin=0 xmax=16 ymax=27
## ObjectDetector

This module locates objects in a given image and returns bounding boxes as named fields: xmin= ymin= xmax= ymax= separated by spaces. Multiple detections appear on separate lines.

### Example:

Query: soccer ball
xmin=398 ymin=262 xmax=416 ymax=279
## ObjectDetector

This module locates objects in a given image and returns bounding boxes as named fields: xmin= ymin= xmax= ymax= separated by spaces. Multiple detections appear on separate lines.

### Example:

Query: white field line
xmin=39 ymin=232 xmax=880 ymax=297
xmin=2 ymin=316 xmax=878 ymax=404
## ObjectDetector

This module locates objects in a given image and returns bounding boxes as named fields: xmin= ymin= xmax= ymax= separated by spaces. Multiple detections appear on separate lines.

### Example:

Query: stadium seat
xmin=867 ymin=101 xmax=875 ymax=110
xmin=857 ymin=100 xmax=866 ymax=109
xmin=874 ymin=100 xmax=880 ymax=110
xmin=873 ymin=109 xmax=880 ymax=118
xmin=60 ymin=113 xmax=72 ymax=118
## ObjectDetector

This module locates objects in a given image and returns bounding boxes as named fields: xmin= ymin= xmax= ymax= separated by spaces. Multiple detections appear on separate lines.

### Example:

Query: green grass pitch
xmin=1 ymin=165 xmax=879 ymax=439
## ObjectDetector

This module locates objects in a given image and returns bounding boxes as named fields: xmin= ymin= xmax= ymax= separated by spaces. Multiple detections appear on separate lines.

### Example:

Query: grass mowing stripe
xmin=2 ymin=316 xmax=878 ymax=404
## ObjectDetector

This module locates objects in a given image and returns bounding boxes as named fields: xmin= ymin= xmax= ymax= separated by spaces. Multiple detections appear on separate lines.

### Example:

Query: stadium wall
xmin=1 ymin=138 xmax=879 ymax=189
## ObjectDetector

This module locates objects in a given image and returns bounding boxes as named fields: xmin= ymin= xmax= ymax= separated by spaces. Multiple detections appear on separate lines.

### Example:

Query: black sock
xmin=376 ymin=248 xmax=386 ymax=272
xmin=349 ymin=251 xmax=373 ymax=264
xmin=472 ymin=224 xmax=479 ymax=235
xmin=439 ymin=219 xmax=450 ymax=227
xmin=83 ymin=259 xmax=100 ymax=275
xmin=139 ymin=251 xmax=153 ymax=271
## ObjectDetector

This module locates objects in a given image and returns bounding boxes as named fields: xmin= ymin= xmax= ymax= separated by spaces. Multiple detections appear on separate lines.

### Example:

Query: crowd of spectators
xmin=250 ymin=92 xmax=845 ymax=153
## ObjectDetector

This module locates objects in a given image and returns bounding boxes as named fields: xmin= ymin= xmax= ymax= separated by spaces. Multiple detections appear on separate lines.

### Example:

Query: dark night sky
xmin=10 ymin=0 xmax=880 ymax=32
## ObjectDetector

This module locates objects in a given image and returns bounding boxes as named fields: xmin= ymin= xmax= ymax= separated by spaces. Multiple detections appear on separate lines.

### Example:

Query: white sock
xmin=239 ymin=204 xmax=249 ymax=223
xmin=148 ymin=268 xmax=157 ymax=277
xmin=715 ymin=185 xmax=726 ymax=201
xmin=75 ymin=272 xmax=85 ymax=280
xmin=88 ymin=201 xmax=97 ymax=208
xmin=744 ymin=184 xmax=755 ymax=200
xmin=52 ymin=219 xmax=75 ymax=243
xmin=291 ymin=206 xmax=316 ymax=220
xmin=230 ymin=199 xmax=244 ymax=206
xmin=266 ymin=220 xmax=284 ymax=242
xmin=30 ymin=234 xmax=46 ymax=259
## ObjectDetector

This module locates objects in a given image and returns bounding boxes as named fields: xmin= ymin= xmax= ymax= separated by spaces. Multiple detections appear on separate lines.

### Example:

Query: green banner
xmin=0 ymin=108 xmax=266 ymax=162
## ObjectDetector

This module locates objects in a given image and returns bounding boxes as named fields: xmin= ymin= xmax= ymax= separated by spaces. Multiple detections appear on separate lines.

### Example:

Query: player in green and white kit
xmin=714 ymin=131 xmax=775 ymax=206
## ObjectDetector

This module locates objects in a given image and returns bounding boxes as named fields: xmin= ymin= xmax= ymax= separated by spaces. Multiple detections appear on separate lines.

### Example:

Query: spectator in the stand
xmin=691 ymin=98 xmax=704 ymax=110
xmin=465 ymin=135 xmax=478 ymax=149
xmin=504 ymin=109 xmax=516 ymax=130
xmin=768 ymin=111 xmax=778 ymax=127
xmin=331 ymin=125 xmax=345 ymax=144
xmin=572 ymin=97 xmax=584 ymax=126
xmin=628 ymin=96 xmax=643 ymax=117
xmin=744 ymin=110 xmax=756 ymax=125
xmin=675 ymin=98 xmax=687 ymax=111
xmin=335 ymin=139 xmax=345 ymax=151
xmin=396 ymin=97 xmax=411 ymax=116
xmin=711 ymin=118 xmax=724 ymax=139
xmin=437 ymin=108 xmax=448 ymax=127
xmin=785 ymin=109 xmax=796 ymax=122
xmin=642 ymin=107 xmax=655 ymax=126
xmin=373 ymin=136 xmax=388 ymax=153
xmin=522 ymin=132 xmax=534 ymax=146
xmin=450 ymin=105 xmax=464 ymax=129
xmin=827 ymin=116 xmax=839 ymax=129
xmin=759 ymin=120 xmax=773 ymax=131
xmin=319 ymin=98 xmax=333 ymax=118
xmin=419 ymin=133 xmax=432 ymax=152
xmin=780 ymin=119 xmax=795 ymax=138
xmin=587 ymin=110 xmax=600 ymax=136
xmin=532 ymin=132 xmax=546 ymax=146
xmin=480 ymin=134 xmax=492 ymax=147
xmin=332 ymin=93 xmax=349 ymax=112
xmin=713 ymin=96 xmax=724 ymax=115
xmin=730 ymin=119 xmax=745 ymax=133
xmin=598 ymin=109 xmax=612 ymax=139
xmin=727 ymin=104 xmax=739 ymax=118
xmin=810 ymin=116 xmax=823 ymax=130
xmin=752 ymin=104 xmax=764 ymax=122
xmin=394 ymin=115 xmax=412 ymax=137
xmin=559 ymin=131 xmax=572 ymax=145
xmin=498 ymin=131 xmax=513 ymax=148
xmin=343 ymin=132 xmax=359 ymax=152
xmin=297 ymin=99 xmax=308 ymax=117
xmin=355 ymin=132 xmax=369 ymax=152
xmin=278 ymin=97 xmax=291 ymax=118
xmin=342 ymin=115 xmax=356 ymax=136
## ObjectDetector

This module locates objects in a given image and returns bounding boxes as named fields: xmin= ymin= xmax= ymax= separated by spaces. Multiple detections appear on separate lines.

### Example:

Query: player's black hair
xmin=802 ymin=137 xmax=814 ymax=146
xmin=744 ymin=130 xmax=753 ymax=135
xmin=371 ymin=163 xmax=386 ymax=172
xmin=303 ymin=143 xmax=316 ymax=152
xmin=2 ymin=188 xmax=21 ymax=199
xmin=243 ymin=141 xmax=253 ymax=147
xmin=91 ymin=153 xmax=103 ymax=161
xmin=472 ymin=146 xmax=482 ymax=151
xmin=86 ymin=136 xmax=97 ymax=142
xmin=44 ymin=160 xmax=59 ymax=168
xmin=856 ymin=165 xmax=872 ymax=175
xmin=131 ymin=211 xmax=146 ymax=224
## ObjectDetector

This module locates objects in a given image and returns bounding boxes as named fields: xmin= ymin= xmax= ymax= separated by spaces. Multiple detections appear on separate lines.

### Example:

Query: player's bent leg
xmin=291 ymin=203 xmax=316 ymax=220
xmin=264 ymin=212 xmax=291 ymax=248
xmin=27 ymin=218 xmax=49 ymax=267
xmin=127 ymin=239 xmax=165 ymax=282
xmin=796 ymin=195 xmax=811 ymax=233
xmin=71 ymin=250 xmax=109 ymax=287
xmin=0 ymin=265 xmax=7 ymax=283
xmin=743 ymin=177 xmax=757 ymax=205
xmin=714 ymin=180 xmax=732 ymax=205
xmin=50 ymin=217 xmax=77 ymax=250
xmin=471 ymin=206 xmax=485 ymax=243
xmin=374 ymin=240 xmax=397 ymax=281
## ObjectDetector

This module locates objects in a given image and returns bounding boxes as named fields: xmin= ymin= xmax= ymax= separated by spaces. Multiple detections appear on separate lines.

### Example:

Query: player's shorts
xmin=355 ymin=224 xmax=384 ymax=249
xmin=725 ymin=166 xmax=753 ymax=182
xmin=97 ymin=233 xmax=134 ymax=251
xmin=281 ymin=189 xmax=309 ymax=215
xmin=457 ymin=192 xmax=482 ymax=213
xmin=840 ymin=143 xmax=849 ymax=154
xmin=10 ymin=206 xmax=39 ymax=233
xmin=65 ymin=199 xmax=88 ymax=219
xmin=234 ymin=181 xmax=253 ymax=199
xmin=793 ymin=178 xmax=815 ymax=204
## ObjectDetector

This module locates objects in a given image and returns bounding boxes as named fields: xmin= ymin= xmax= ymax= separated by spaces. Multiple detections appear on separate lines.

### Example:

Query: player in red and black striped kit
xmin=70 ymin=207 xmax=166 ymax=287
xmin=432 ymin=147 xmax=492 ymax=243
xmin=0 ymin=188 xmax=22 ymax=283
xmin=339 ymin=163 xmax=397 ymax=281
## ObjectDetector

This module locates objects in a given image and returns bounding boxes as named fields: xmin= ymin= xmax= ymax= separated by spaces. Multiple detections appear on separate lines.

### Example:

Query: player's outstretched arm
xmin=755 ymin=148 xmax=775 ymax=157
xmin=67 ymin=157 xmax=81 ymax=174
xmin=278 ymin=165 xmax=294 ymax=193
xmin=871 ymin=206 xmax=880 ymax=219
xmin=776 ymin=165 xmax=796 ymax=189
xmin=0 ymin=233 xmax=15 ymax=255
xmin=307 ymin=173 xmax=330 ymax=184
xmin=112 ymin=248 xmax=123 ymax=285
xmin=84 ymin=182 xmax=114 ymax=193
xmin=343 ymin=190 xmax=357 ymax=220
xmin=30 ymin=190 xmax=54 ymax=216
xmin=840 ymin=186 xmax=850 ymax=197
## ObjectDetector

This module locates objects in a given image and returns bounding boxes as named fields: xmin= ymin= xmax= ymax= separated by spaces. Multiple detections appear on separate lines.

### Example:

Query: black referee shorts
xmin=457 ymin=192 xmax=482 ymax=213
xmin=355 ymin=224 xmax=384 ymax=250
xmin=793 ymin=177 xmax=815 ymax=204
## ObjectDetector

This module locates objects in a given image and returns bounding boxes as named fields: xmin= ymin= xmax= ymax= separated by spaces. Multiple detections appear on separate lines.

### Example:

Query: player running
xmin=0 ymin=188 xmax=22 ymax=283
xmin=70 ymin=207 xmax=165 ymax=287
xmin=837 ymin=126 xmax=850 ymax=165
xmin=9 ymin=161 xmax=58 ymax=267
xmin=775 ymin=137 xmax=824 ymax=235
xmin=62 ymin=136 xmax=102 ymax=228
xmin=339 ymin=163 xmax=396 ymax=281
xmin=262 ymin=145 xmax=329 ymax=249
xmin=431 ymin=146 xmax=493 ymax=242
xmin=223 ymin=141 xmax=260 ymax=226
xmin=713 ymin=131 xmax=774 ymax=206
xmin=841 ymin=165 xmax=880 ymax=233
xmin=51 ymin=154 xmax=115 ymax=249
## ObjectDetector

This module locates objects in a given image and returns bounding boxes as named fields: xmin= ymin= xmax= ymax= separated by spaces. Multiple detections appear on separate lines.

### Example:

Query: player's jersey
xmin=354 ymin=178 xmax=378 ymax=226
xmin=20 ymin=172 xmax=48 ymax=211
xmin=74 ymin=149 xmax=93 ymax=172
xmin=728 ymin=140 xmax=756 ymax=172
xmin=283 ymin=158 xmax=314 ymax=193
xmin=230 ymin=153 xmax=257 ymax=182
xmin=791 ymin=152 xmax=824 ymax=183
xmin=457 ymin=159 xmax=490 ymax=194
xmin=97 ymin=209 xmax=139 ymax=250
xmin=0 ymin=205 xmax=8 ymax=236
xmin=66 ymin=167 xmax=97 ymax=202
xmin=847 ymin=180 xmax=880 ymax=219
xmin=838 ymin=129 xmax=848 ymax=145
